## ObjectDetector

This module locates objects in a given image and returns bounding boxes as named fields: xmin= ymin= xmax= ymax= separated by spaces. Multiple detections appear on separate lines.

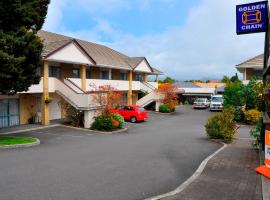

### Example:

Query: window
xmin=120 ymin=72 xmax=128 ymax=80
xmin=100 ymin=71 xmax=109 ymax=80
xmin=86 ymin=69 xmax=91 ymax=79
xmin=49 ymin=66 xmax=61 ymax=78
xmin=135 ymin=73 xmax=143 ymax=81
xmin=72 ymin=68 xmax=80 ymax=78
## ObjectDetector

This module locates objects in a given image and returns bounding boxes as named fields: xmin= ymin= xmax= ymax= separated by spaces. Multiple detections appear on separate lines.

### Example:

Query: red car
xmin=111 ymin=105 xmax=148 ymax=123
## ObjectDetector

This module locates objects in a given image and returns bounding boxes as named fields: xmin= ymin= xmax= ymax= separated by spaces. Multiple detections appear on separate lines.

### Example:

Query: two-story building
xmin=236 ymin=54 xmax=263 ymax=84
xmin=0 ymin=30 xmax=163 ymax=129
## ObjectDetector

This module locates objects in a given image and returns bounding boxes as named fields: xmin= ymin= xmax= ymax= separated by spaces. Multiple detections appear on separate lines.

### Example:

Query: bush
xmin=113 ymin=113 xmax=125 ymax=128
xmin=159 ymin=104 xmax=171 ymax=113
xmin=250 ymin=120 xmax=262 ymax=149
xmin=205 ymin=108 xmax=237 ymax=143
xmin=244 ymin=109 xmax=261 ymax=125
xmin=233 ymin=106 xmax=245 ymax=122
xmin=91 ymin=115 xmax=114 ymax=131
xmin=66 ymin=106 xmax=84 ymax=127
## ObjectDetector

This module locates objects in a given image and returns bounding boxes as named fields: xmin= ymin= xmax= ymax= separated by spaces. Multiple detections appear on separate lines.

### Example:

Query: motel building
xmin=0 ymin=31 xmax=163 ymax=129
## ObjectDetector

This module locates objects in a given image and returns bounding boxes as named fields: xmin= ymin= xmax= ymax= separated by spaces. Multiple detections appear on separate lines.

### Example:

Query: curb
xmin=145 ymin=142 xmax=227 ymax=200
xmin=0 ymin=138 xmax=40 ymax=149
xmin=0 ymin=124 xmax=60 ymax=135
xmin=59 ymin=124 xmax=128 ymax=135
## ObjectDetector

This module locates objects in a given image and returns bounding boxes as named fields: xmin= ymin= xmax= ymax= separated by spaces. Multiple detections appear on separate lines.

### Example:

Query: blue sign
xmin=236 ymin=1 xmax=268 ymax=35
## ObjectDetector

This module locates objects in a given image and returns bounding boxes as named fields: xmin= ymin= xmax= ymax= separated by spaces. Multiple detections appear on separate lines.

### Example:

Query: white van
xmin=210 ymin=95 xmax=223 ymax=111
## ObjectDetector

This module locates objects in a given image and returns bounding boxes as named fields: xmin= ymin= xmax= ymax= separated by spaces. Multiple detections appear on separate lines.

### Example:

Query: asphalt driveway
xmin=0 ymin=106 xmax=221 ymax=200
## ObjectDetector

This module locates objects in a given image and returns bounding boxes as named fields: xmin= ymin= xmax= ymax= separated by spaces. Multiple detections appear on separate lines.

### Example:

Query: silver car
xmin=193 ymin=98 xmax=210 ymax=109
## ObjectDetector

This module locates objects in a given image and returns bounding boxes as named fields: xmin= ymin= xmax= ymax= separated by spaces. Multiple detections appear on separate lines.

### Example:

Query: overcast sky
xmin=43 ymin=0 xmax=265 ymax=80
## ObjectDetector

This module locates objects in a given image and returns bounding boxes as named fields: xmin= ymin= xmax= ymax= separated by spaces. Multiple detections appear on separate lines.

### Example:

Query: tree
xmin=0 ymin=0 xmax=50 ymax=94
xmin=223 ymin=80 xmax=245 ymax=108
xmin=157 ymin=83 xmax=178 ymax=109
xmin=221 ymin=75 xmax=230 ymax=84
xmin=159 ymin=76 xmax=176 ymax=84
xmin=90 ymin=84 xmax=123 ymax=116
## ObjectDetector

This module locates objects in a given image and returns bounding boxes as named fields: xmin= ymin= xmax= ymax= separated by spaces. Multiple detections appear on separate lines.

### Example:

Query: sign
xmin=256 ymin=130 xmax=270 ymax=179
xmin=236 ymin=1 xmax=268 ymax=35
xmin=266 ymin=130 xmax=270 ymax=167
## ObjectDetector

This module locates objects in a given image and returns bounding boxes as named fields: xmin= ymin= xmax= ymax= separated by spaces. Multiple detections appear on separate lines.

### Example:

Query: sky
xmin=43 ymin=0 xmax=265 ymax=80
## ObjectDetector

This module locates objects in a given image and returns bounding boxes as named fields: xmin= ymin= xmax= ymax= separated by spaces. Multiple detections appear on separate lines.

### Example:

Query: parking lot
xmin=0 ymin=106 xmax=221 ymax=200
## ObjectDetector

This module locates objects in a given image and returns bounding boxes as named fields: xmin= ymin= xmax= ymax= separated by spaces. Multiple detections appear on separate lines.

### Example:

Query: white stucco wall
xmin=134 ymin=60 xmax=152 ymax=73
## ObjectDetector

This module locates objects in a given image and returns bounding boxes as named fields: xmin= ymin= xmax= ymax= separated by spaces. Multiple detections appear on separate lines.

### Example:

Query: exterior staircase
xmin=136 ymin=82 xmax=162 ymax=110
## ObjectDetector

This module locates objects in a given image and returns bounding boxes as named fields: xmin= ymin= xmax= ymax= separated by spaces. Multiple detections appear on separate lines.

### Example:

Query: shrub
xmin=234 ymin=106 xmax=245 ymax=122
xmin=91 ymin=115 xmax=114 ymax=131
xmin=250 ymin=120 xmax=262 ymax=149
xmin=113 ymin=113 xmax=125 ymax=128
xmin=244 ymin=109 xmax=261 ymax=125
xmin=159 ymin=104 xmax=170 ymax=113
xmin=66 ymin=106 xmax=84 ymax=127
xmin=205 ymin=108 xmax=236 ymax=143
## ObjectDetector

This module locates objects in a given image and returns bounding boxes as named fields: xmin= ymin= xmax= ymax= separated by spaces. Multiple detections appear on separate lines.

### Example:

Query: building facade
xmin=0 ymin=31 xmax=162 ymax=128
xmin=236 ymin=54 xmax=263 ymax=83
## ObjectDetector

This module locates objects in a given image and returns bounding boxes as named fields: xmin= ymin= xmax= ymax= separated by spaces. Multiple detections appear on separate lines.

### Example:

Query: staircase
xmin=136 ymin=82 xmax=162 ymax=108
xmin=53 ymin=78 xmax=98 ymax=110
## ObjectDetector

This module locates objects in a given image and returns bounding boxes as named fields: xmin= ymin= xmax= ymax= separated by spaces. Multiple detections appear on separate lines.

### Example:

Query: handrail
xmin=65 ymin=78 xmax=86 ymax=93
xmin=141 ymin=81 xmax=156 ymax=91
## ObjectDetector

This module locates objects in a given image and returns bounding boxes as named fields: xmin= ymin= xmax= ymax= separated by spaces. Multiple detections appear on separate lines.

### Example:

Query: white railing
xmin=25 ymin=78 xmax=159 ymax=93
xmin=136 ymin=91 xmax=161 ymax=107
xmin=65 ymin=78 xmax=84 ymax=93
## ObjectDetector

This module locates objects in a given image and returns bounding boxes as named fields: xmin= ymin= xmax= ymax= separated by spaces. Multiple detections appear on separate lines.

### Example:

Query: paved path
xmin=165 ymin=126 xmax=262 ymax=200
xmin=0 ymin=106 xmax=220 ymax=200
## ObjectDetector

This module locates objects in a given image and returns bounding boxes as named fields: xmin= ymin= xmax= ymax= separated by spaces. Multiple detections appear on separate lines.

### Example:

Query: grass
xmin=0 ymin=136 xmax=37 ymax=146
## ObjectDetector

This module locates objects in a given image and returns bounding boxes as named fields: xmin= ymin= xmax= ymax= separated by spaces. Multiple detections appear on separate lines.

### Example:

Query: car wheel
xmin=130 ymin=116 xmax=137 ymax=123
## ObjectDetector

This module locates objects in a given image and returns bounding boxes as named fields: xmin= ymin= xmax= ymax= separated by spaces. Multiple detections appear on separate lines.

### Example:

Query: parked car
xmin=193 ymin=98 xmax=210 ymax=109
xmin=111 ymin=105 xmax=148 ymax=123
xmin=210 ymin=95 xmax=224 ymax=111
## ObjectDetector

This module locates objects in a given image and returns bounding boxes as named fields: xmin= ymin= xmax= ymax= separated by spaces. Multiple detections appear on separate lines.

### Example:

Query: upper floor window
xmin=100 ymin=71 xmax=109 ymax=80
xmin=86 ymin=69 xmax=91 ymax=79
xmin=135 ymin=73 xmax=143 ymax=81
xmin=72 ymin=68 xmax=80 ymax=78
xmin=120 ymin=72 xmax=128 ymax=80
xmin=49 ymin=66 xmax=61 ymax=78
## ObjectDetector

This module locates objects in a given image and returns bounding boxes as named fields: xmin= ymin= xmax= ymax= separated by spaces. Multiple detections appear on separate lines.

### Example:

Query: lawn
xmin=0 ymin=136 xmax=37 ymax=146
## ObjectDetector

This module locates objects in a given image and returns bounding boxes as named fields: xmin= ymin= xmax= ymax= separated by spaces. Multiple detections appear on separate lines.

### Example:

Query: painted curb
xmin=0 ymin=138 xmax=40 ymax=149
xmin=0 ymin=124 xmax=60 ymax=135
xmin=145 ymin=142 xmax=227 ymax=200
xmin=59 ymin=124 xmax=128 ymax=135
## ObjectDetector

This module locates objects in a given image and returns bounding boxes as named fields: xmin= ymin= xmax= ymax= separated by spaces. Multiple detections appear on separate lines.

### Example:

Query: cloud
xmin=109 ymin=0 xmax=264 ymax=79
xmin=44 ymin=0 xmax=265 ymax=80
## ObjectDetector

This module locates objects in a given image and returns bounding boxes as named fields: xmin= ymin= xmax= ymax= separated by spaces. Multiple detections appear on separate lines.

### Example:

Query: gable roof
xmin=37 ymin=30 xmax=162 ymax=74
xmin=236 ymin=54 xmax=264 ymax=70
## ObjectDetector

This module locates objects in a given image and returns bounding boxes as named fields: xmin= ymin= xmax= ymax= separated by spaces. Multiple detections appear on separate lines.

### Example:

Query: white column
xmin=84 ymin=110 xmax=95 ymax=128
xmin=155 ymin=101 xmax=160 ymax=112
xmin=109 ymin=69 xmax=112 ymax=80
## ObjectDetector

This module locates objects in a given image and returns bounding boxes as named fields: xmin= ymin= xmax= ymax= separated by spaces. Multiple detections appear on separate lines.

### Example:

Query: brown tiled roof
xmin=37 ymin=30 xmax=162 ymax=74
xmin=193 ymin=82 xmax=225 ymax=88
xmin=236 ymin=54 xmax=263 ymax=70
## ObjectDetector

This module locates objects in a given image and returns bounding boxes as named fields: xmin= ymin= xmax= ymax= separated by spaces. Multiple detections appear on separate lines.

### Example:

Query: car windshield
xmin=211 ymin=97 xmax=223 ymax=102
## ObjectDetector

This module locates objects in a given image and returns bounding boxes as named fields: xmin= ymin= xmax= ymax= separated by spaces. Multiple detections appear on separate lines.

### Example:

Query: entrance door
xmin=0 ymin=99 xmax=20 ymax=128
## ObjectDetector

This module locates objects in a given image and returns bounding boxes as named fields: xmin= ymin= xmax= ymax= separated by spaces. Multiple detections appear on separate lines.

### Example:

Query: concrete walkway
xmin=165 ymin=126 xmax=262 ymax=200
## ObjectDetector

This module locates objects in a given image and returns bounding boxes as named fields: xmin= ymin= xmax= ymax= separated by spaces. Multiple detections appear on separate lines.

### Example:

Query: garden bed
xmin=0 ymin=136 xmax=40 ymax=148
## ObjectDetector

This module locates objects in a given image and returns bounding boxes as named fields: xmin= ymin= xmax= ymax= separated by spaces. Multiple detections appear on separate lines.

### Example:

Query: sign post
xmin=236 ymin=1 xmax=270 ymax=179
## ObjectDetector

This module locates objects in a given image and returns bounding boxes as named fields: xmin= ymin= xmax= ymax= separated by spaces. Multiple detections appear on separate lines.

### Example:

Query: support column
xmin=143 ymin=73 xmax=148 ymax=82
xmin=84 ymin=110 xmax=95 ymax=128
xmin=155 ymin=101 xmax=160 ymax=112
xmin=128 ymin=71 xmax=133 ymax=105
xmin=81 ymin=64 xmax=86 ymax=91
xmin=42 ymin=60 xmax=50 ymax=125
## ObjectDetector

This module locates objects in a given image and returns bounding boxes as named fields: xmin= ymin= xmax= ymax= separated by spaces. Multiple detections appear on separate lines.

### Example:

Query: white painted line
xmin=145 ymin=142 xmax=227 ymax=200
